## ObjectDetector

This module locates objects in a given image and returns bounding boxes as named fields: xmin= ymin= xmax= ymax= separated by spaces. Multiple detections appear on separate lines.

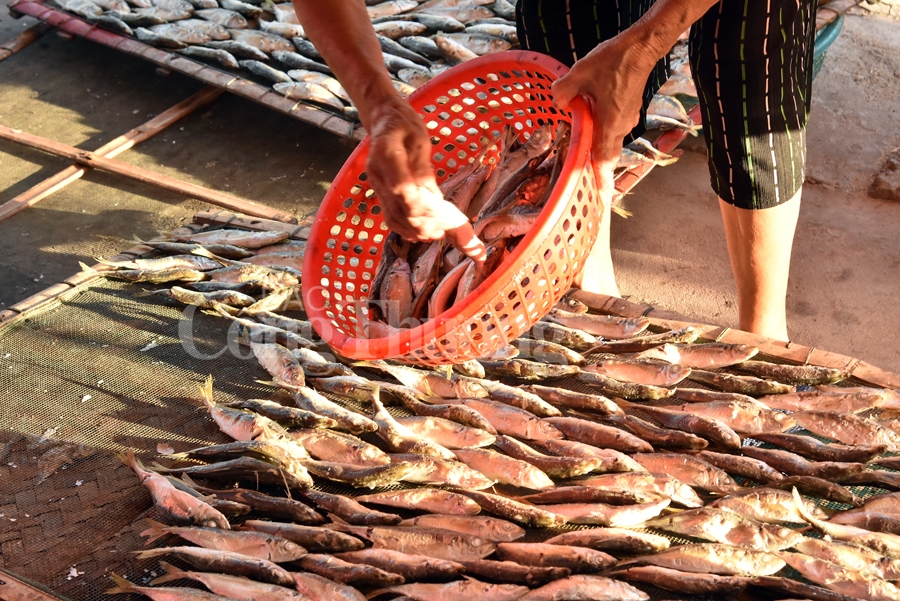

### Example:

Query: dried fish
xmin=240 ymin=520 xmax=364 ymax=553
xmin=461 ymin=490 xmax=568 ymax=528
xmin=398 ymin=514 xmax=525 ymax=542
xmin=151 ymin=562 xmax=308 ymax=601
xmin=546 ymin=308 xmax=649 ymax=339
xmin=544 ymin=416 xmax=653 ymax=453
xmin=181 ymin=475 xmax=324 ymax=523
xmin=520 ymin=384 xmax=623 ymax=416
xmin=330 ymin=519 xmax=498 ymax=561
xmin=492 ymin=435 xmax=603 ymax=479
xmin=107 ymin=574 xmax=234 ymax=601
xmin=544 ymin=528 xmax=671 ymax=555
xmin=496 ymin=542 xmax=617 ymax=573
xmin=122 ymin=450 xmax=231 ymax=530
xmin=769 ymin=475 xmax=864 ymax=506
xmin=356 ymin=489 xmax=480 ymax=515
xmin=140 ymin=519 xmax=307 ymax=561
xmin=709 ymin=488 xmax=828 ymax=524
xmin=643 ymin=508 xmax=803 ymax=551
xmin=631 ymin=452 xmax=741 ymax=494
xmin=134 ymin=546 xmax=295 ymax=586
xmin=297 ymin=554 xmax=404 ymax=587
xmin=609 ymin=566 xmax=751 ymax=596
xmin=733 ymin=360 xmax=847 ymax=384
xmin=334 ymin=548 xmax=465 ymax=582
xmin=750 ymin=432 xmax=887 ymax=463
xmin=574 ymin=370 xmax=674 ymax=401
xmin=601 ymin=414 xmax=708 ymax=450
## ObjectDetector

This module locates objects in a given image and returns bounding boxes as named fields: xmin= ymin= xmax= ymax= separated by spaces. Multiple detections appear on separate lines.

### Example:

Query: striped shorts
xmin=516 ymin=0 xmax=817 ymax=210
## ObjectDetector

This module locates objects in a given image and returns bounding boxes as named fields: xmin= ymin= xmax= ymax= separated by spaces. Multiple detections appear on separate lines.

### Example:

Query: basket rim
xmin=303 ymin=50 xmax=595 ymax=361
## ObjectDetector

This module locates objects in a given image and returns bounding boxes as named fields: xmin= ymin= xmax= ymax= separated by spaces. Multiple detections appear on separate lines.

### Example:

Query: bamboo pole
xmin=0 ymin=86 xmax=225 ymax=223
xmin=0 ymin=123 xmax=298 ymax=224
xmin=0 ymin=22 xmax=51 ymax=62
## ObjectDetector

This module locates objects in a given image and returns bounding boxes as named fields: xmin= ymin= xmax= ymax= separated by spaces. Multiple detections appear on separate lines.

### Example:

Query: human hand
xmin=365 ymin=96 xmax=487 ymax=264
xmin=551 ymin=33 xmax=660 ymax=171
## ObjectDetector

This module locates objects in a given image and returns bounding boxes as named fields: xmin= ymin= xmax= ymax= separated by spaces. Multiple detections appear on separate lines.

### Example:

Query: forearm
xmin=291 ymin=0 xmax=400 ymax=131
xmin=626 ymin=0 xmax=720 ymax=62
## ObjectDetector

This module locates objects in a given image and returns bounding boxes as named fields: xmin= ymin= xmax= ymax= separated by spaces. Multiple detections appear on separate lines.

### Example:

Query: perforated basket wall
xmin=303 ymin=50 xmax=600 ymax=365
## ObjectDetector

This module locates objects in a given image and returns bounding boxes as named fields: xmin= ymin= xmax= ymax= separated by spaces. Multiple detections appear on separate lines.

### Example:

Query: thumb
xmin=551 ymin=74 xmax=578 ymax=111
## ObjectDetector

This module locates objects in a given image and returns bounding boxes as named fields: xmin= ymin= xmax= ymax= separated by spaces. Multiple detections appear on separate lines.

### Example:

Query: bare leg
xmin=719 ymin=188 xmax=802 ymax=342
xmin=572 ymin=191 xmax=620 ymax=296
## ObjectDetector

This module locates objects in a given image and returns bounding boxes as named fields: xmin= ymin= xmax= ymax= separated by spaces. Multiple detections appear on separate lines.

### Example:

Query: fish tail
xmin=213 ymin=303 xmax=238 ymax=320
xmin=132 ymin=548 xmax=166 ymax=560
xmin=138 ymin=518 xmax=171 ymax=544
xmin=191 ymin=246 xmax=216 ymax=259
xmin=106 ymin=573 xmax=138 ymax=595
xmin=611 ymin=201 xmax=633 ymax=219
xmin=149 ymin=561 xmax=188 ymax=585
xmin=79 ymin=261 xmax=97 ymax=273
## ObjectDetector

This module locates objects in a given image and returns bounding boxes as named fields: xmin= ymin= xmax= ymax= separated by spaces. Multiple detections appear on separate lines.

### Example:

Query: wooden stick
xmin=0 ymin=123 xmax=298 ymax=224
xmin=0 ymin=86 xmax=224 ymax=223
xmin=0 ymin=22 xmax=51 ymax=62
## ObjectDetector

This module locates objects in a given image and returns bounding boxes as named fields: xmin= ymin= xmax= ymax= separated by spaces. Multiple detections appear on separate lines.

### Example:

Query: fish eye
xmin=471 ymin=537 xmax=483 ymax=545
xmin=284 ymin=542 xmax=297 ymax=550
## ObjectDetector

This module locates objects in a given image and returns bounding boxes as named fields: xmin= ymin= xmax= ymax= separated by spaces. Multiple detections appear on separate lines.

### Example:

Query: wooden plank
xmin=7 ymin=283 xmax=74 ymax=315
xmin=0 ymin=86 xmax=223 ymax=223
xmin=0 ymin=124 xmax=298 ymax=224
xmin=192 ymin=209 xmax=316 ymax=237
xmin=0 ymin=22 xmax=51 ymax=62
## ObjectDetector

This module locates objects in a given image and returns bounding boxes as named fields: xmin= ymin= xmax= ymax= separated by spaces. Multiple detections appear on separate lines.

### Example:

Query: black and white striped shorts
xmin=516 ymin=0 xmax=817 ymax=210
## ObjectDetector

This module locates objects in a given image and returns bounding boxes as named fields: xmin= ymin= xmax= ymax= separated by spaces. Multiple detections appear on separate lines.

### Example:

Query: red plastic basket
xmin=302 ymin=50 xmax=600 ymax=365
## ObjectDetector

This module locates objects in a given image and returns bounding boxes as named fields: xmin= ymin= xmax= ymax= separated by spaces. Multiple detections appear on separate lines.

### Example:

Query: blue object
xmin=813 ymin=15 xmax=844 ymax=80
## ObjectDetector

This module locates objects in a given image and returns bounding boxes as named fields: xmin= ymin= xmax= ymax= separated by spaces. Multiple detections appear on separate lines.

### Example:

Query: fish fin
xmin=79 ymin=261 xmax=97 ymax=273
xmin=198 ymin=375 xmax=215 ymax=409
xmin=327 ymin=512 xmax=349 ymax=526
xmin=791 ymin=486 xmax=819 ymax=526
xmin=179 ymin=473 xmax=201 ymax=490
xmin=132 ymin=289 xmax=159 ymax=298
xmin=138 ymin=518 xmax=171 ymax=544
xmin=149 ymin=561 xmax=188 ymax=585
xmin=106 ymin=573 xmax=137 ymax=595
xmin=611 ymin=202 xmax=633 ymax=219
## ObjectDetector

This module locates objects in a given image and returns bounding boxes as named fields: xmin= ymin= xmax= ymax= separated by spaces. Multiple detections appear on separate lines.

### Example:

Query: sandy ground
xmin=1 ymin=7 xmax=898 ymax=373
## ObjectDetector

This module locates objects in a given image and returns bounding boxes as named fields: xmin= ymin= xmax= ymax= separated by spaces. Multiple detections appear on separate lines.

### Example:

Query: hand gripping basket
xmin=303 ymin=50 xmax=600 ymax=365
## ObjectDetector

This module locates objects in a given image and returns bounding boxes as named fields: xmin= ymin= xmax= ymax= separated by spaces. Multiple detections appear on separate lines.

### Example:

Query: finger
xmin=445 ymin=223 xmax=487 ymax=264
xmin=550 ymin=75 xmax=576 ymax=111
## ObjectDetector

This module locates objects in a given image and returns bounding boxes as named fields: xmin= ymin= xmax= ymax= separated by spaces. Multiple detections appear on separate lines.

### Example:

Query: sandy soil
xmin=0 ymin=7 xmax=898 ymax=373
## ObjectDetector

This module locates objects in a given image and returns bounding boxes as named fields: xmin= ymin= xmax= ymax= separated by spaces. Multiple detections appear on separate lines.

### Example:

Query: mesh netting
xmin=0 ymin=277 xmax=894 ymax=601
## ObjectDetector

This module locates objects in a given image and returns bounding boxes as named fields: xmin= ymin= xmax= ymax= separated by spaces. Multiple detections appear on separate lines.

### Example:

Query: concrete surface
xmin=1 ymin=7 xmax=898 ymax=374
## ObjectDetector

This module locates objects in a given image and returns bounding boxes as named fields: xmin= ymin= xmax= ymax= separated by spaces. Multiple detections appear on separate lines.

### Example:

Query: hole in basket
xmin=330 ymin=225 xmax=342 ymax=236
xmin=576 ymin=219 xmax=582 ymax=230
xmin=532 ymin=264 xmax=540 ymax=274
xmin=364 ymin=259 xmax=373 ymax=268
xmin=582 ymin=205 xmax=588 ymax=217
xmin=345 ymin=228 xmax=355 ymax=240
xmin=321 ymin=265 xmax=331 ymax=275
xmin=436 ymin=168 xmax=446 ymax=178
xmin=507 ymin=290 xmax=517 ymax=300
xmin=437 ymin=95 xmax=449 ymax=105
xmin=448 ymin=158 xmax=457 ymax=168
xmin=361 ymin=283 xmax=369 ymax=293
xmin=359 ymin=231 xmax=369 ymax=242
xmin=350 ymin=184 xmax=362 ymax=195
xmin=349 ymin=257 xmax=360 ymax=267
xmin=343 ymin=198 xmax=353 ymax=209
xmin=326 ymin=239 xmax=336 ymax=249
xmin=577 ymin=189 xmax=583 ymax=201
xmin=455 ymin=134 xmax=466 ymax=144
xmin=473 ymin=333 xmax=483 ymax=341
xmin=570 ymin=205 xmax=577 ymax=216
xmin=553 ymin=234 xmax=561 ymax=246
xmin=543 ymin=249 xmax=552 ymax=260
xmin=513 ymin=93 xmax=524 ymax=102
xmin=337 ymin=255 xmax=346 ymax=266
xmin=358 ymin=201 xmax=368 ymax=213
xmin=494 ymin=302 xmax=504 ymax=312
xmin=369 ymin=246 xmax=378 ymax=255
xmin=348 ymin=271 xmax=356 ymax=281
xmin=548 ymin=263 xmax=556 ymax=274
xmin=461 ymin=82 xmax=474 ymax=90
xmin=558 ymin=248 xmax=565 ymax=260
xmin=486 ymin=324 xmax=495 ymax=332
xmin=423 ymin=104 xmax=437 ymax=113
xmin=562 ymin=219 xmax=570 ymax=232
xmin=427 ymin=120 xmax=438 ymax=130
xmin=488 ymin=100 xmax=500 ymax=109
xmin=365 ymin=189 xmax=375 ymax=199
xmin=481 ymin=314 xmax=491 ymax=322
xmin=352 ymin=244 xmax=362 ymax=254
xmin=320 ymin=277 xmax=330 ymax=286
xmin=374 ymin=233 xmax=384 ymax=243
xmin=513 ymin=301 xmax=522 ymax=311
xmin=567 ymin=233 xmax=576 ymax=246
xmin=451 ymin=103 xmax=462 ymax=113
xmin=476 ymin=91 xmax=488 ymax=100
xmin=324 ymin=252 xmax=333 ymax=262
xmin=468 ymin=322 xmax=478 ymax=331
xmin=434 ymin=152 xmax=445 ymax=162
xmin=443 ymin=143 xmax=455 ymax=152
xmin=362 ymin=272 xmax=371 ymax=282
xmin=438 ymin=111 xmax=450 ymax=120
xmin=341 ymin=242 xmax=350 ymax=252
xmin=335 ymin=268 xmax=344 ymax=278
xmin=521 ymin=276 xmax=530 ymax=287
xmin=439 ymin=126 xmax=451 ymax=137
